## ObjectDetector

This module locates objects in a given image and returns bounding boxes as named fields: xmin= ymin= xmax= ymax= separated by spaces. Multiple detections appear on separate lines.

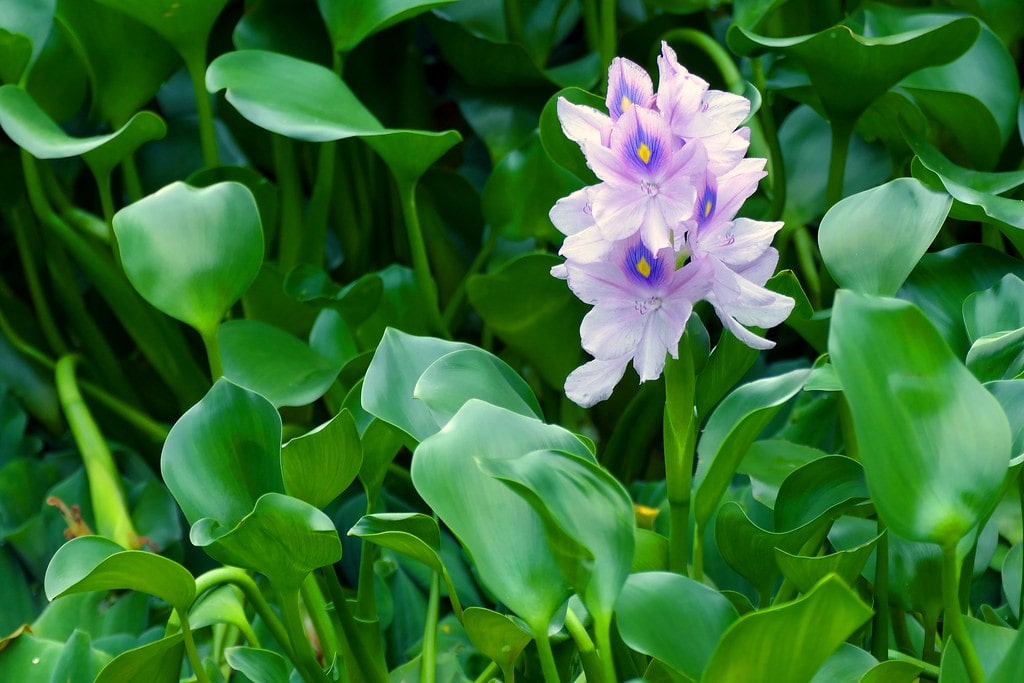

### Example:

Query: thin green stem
xmin=301 ymin=575 xmax=337 ymax=666
xmin=891 ymin=609 xmax=913 ymax=656
xmin=660 ymin=29 xmax=743 ymax=92
xmin=121 ymin=154 xmax=144 ymax=203
xmin=504 ymin=0 xmax=525 ymax=44
xmin=922 ymin=610 xmax=940 ymax=665
xmin=94 ymin=169 xmax=116 ymax=238
xmin=473 ymin=661 xmax=501 ymax=683
xmin=664 ymin=345 xmax=697 ymax=576
xmin=356 ymin=539 xmax=379 ymax=623
xmin=872 ymin=522 xmax=890 ymax=662
xmin=182 ymin=46 xmax=220 ymax=168
xmin=593 ymin=616 xmax=617 ymax=683
xmin=791 ymin=226 xmax=821 ymax=309
xmin=534 ymin=630 xmax=561 ymax=683
xmin=179 ymin=609 xmax=214 ymax=683
xmin=304 ymin=140 xmax=337 ymax=268
xmin=10 ymin=203 xmax=67 ymax=355
xmin=280 ymin=586 xmax=332 ymax=683
xmin=56 ymin=355 xmax=139 ymax=550
xmin=887 ymin=649 xmax=941 ymax=679
xmin=274 ymin=135 xmax=306 ymax=271
xmin=321 ymin=567 xmax=389 ymax=683
xmin=194 ymin=568 xmax=295 ymax=662
xmin=692 ymin=528 xmax=705 ymax=583
xmin=397 ymin=180 xmax=450 ymax=339
xmin=824 ymin=121 xmax=852 ymax=212
xmin=941 ymin=544 xmax=984 ymax=683
xmin=751 ymin=57 xmax=786 ymax=221
xmin=441 ymin=228 xmax=499 ymax=330
xmin=598 ymin=0 xmax=616 ymax=79
xmin=201 ymin=328 xmax=223 ymax=381
xmin=564 ymin=608 xmax=603 ymax=683
xmin=420 ymin=572 xmax=441 ymax=683
xmin=580 ymin=0 xmax=599 ymax=55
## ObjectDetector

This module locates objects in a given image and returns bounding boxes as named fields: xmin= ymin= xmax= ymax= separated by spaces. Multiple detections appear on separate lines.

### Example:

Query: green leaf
xmin=0 ymin=29 xmax=32 ymax=85
xmin=0 ymin=0 xmax=54 ymax=70
xmin=617 ymin=571 xmax=739 ymax=681
xmin=44 ymin=536 xmax=195 ymax=613
xmin=93 ymin=634 xmax=184 ymax=683
xmin=188 ymin=586 xmax=255 ymax=637
xmin=467 ymin=253 xmax=588 ymax=388
xmin=966 ymin=328 xmax=1024 ymax=382
xmin=964 ymin=275 xmax=1024 ymax=343
xmin=190 ymin=492 xmax=341 ymax=589
xmin=989 ymin=613 xmax=1024 ymax=683
xmin=162 ymin=379 xmax=284 ymax=528
xmin=0 ymin=85 xmax=165 ymax=174
xmin=219 ymin=319 xmax=340 ymax=408
xmin=738 ymin=439 xmax=830 ymax=509
xmin=48 ymin=629 xmax=104 ymax=683
xmin=773 ymin=456 xmax=869 ymax=532
xmin=830 ymin=291 xmax=1011 ymax=545
xmin=538 ymin=87 xmax=602 ymax=184
xmin=818 ymin=178 xmax=950 ymax=297
xmin=114 ymin=181 xmax=263 ymax=337
xmin=411 ymin=400 xmax=591 ymax=634
xmin=225 ymin=646 xmax=291 ymax=683
xmin=1001 ymin=542 xmax=1022 ymax=620
xmin=940 ymin=615 xmax=1018 ymax=682
xmin=482 ymin=132 xmax=582 ymax=241
xmin=413 ymin=347 xmax=543 ymax=425
xmin=693 ymin=368 xmax=811 ymax=531
xmin=461 ymin=607 xmax=532 ymax=676
xmin=316 ymin=0 xmax=458 ymax=53
xmin=701 ymin=575 xmax=873 ymax=682
xmin=480 ymin=449 xmax=634 ymax=624
xmin=349 ymin=512 xmax=441 ymax=571
xmin=92 ymin=0 xmax=229 ymax=56
xmin=859 ymin=660 xmax=924 ymax=683
xmin=809 ymin=643 xmax=877 ymax=683
xmin=361 ymin=328 xmax=479 ymax=443
xmin=775 ymin=532 xmax=882 ymax=595
xmin=727 ymin=15 xmax=978 ymax=126
xmin=282 ymin=409 xmax=361 ymax=509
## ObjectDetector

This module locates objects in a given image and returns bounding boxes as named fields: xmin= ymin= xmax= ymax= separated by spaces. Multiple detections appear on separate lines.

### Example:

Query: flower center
xmin=640 ymin=181 xmax=658 ymax=196
xmin=637 ymin=143 xmax=652 ymax=164
xmin=635 ymin=295 xmax=662 ymax=315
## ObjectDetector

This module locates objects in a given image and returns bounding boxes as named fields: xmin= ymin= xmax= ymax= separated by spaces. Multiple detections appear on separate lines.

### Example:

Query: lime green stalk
xmin=55 ymin=355 xmax=139 ymax=549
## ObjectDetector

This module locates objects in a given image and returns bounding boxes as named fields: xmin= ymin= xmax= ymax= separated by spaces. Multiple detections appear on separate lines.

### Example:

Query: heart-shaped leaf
xmin=775 ymin=532 xmax=883 ymax=595
xmin=92 ymin=0 xmax=230 ymax=56
xmin=316 ymin=0 xmax=459 ymax=54
xmin=462 ymin=607 xmax=533 ymax=677
xmin=282 ymin=409 xmax=361 ymax=509
xmin=114 ymin=181 xmax=263 ymax=337
xmin=93 ymin=634 xmax=184 ymax=683
xmin=225 ymin=646 xmax=291 ymax=683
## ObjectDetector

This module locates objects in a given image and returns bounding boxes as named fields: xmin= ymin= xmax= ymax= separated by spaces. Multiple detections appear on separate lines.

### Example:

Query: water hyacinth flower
xmin=551 ymin=44 xmax=794 ymax=407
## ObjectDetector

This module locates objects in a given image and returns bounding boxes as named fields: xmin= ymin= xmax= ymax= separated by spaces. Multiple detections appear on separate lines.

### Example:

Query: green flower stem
xmin=598 ymin=0 xmax=617 ymax=78
xmin=181 ymin=46 xmax=220 ymax=168
xmin=580 ymin=0 xmax=599 ymax=54
xmin=280 ymin=586 xmax=332 ymax=683
xmin=194 ymin=567 xmax=295 ymax=662
xmin=420 ymin=571 xmax=441 ymax=683
xmin=201 ymin=327 xmax=223 ymax=381
xmin=397 ymin=178 xmax=450 ymax=339
xmin=564 ymin=608 xmax=603 ymax=683
xmin=941 ymin=544 xmax=983 ymax=683
xmin=922 ymin=609 xmax=940 ymax=665
xmin=179 ymin=608 xmax=214 ymax=683
xmin=355 ymin=537 xmax=379 ymax=623
xmin=473 ymin=661 xmax=500 ymax=683
xmin=304 ymin=140 xmax=338 ymax=268
xmin=886 ymin=650 xmax=941 ymax=679
xmin=121 ymin=154 xmax=144 ymax=203
xmin=824 ymin=121 xmax=852 ymax=212
xmin=504 ymin=0 xmax=525 ymax=45
xmin=534 ymin=630 xmax=562 ymax=683
xmin=274 ymin=135 xmax=307 ymax=271
xmin=751 ymin=57 xmax=786 ymax=221
xmin=301 ymin=575 xmax=338 ymax=666
xmin=664 ymin=344 xmax=697 ymax=576
xmin=692 ymin=527 xmax=705 ymax=583
xmin=93 ymin=168 xmax=116 ymax=238
xmin=660 ymin=29 xmax=743 ymax=92
xmin=321 ymin=567 xmax=389 ymax=683
xmin=791 ymin=226 xmax=821 ymax=309
xmin=891 ymin=609 xmax=913 ymax=656
xmin=441 ymin=228 xmax=499 ymax=331
xmin=594 ymin=616 xmax=617 ymax=683
xmin=55 ymin=355 xmax=139 ymax=550
xmin=872 ymin=521 xmax=890 ymax=662
xmin=10 ymin=202 xmax=67 ymax=355
xmin=0 ymin=307 xmax=169 ymax=441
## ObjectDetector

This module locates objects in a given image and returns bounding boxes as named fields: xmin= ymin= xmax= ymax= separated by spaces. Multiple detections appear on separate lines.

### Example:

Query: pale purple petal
xmin=550 ymin=263 xmax=568 ymax=279
xmin=557 ymin=97 xmax=613 ymax=149
xmin=559 ymin=225 xmax=614 ymax=263
xmin=736 ymin=248 xmax=779 ymax=287
xmin=693 ymin=217 xmax=782 ymax=267
xmin=633 ymin=316 xmax=673 ymax=381
xmin=708 ymin=260 xmax=794 ymax=329
xmin=606 ymin=57 xmax=655 ymax=120
xmin=581 ymin=302 xmax=644 ymax=358
xmin=565 ymin=355 xmax=631 ymax=408
xmin=590 ymin=182 xmax=646 ymax=240
xmin=703 ymin=90 xmax=751 ymax=130
xmin=549 ymin=187 xmax=595 ymax=236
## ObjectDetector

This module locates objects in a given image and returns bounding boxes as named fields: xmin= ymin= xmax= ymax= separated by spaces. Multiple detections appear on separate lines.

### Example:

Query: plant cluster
xmin=1 ymin=1 xmax=1024 ymax=683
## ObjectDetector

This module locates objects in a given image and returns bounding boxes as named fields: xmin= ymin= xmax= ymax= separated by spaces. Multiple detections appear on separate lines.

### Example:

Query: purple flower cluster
xmin=551 ymin=43 xmax=794 ymax=408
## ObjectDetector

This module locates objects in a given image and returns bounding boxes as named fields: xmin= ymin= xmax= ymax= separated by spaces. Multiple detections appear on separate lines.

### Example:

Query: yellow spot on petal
xmin=620 ymin=95 xmax=632 ymax=112
xmin=637 ymin=143 xmax=652 ymax=165
xmin=636 ymin=255 xmax=652 ymax=278
xmin=704 ymin=197 xmax=714 ymax=218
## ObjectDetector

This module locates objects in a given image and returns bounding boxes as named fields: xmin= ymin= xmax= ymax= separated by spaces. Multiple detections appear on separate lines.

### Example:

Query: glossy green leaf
xmin=225 ymin=646 xmax=290 ymax=683
xmin=1001 ymin=542 xmax=1022 ymax=620
xmin=715 ymin=502 xmax=828 ymax=598
xmin=940 ymin=615 xmax=1017 ymax=682
xmin=413 ymin=347 xmax=543 ymax=425
xmin=48 ymin=629 xmax=102 ymax=683
xmin=0 ymin=0 xmax=54 ymax=69
xmin=462 ymin=607 xmax=532 ymax=676
xmin=187 ymin=585 xmax=255 ymax=638
xmin=349 ymin=512 xmax=441 ymax=570
xmin=411 ymin=400 xmax=591 ymax=634
xmin=965 ymin=275 xmax=1024 ymax=342
xmin=701 ymin=575 xmax=873 ymax=682
xmin=819 ymin=178 xmax=950 ymax=297
xmin=114 ymin=181 xmax=263 ymax=337
xmin=232 ymin=0 xmax=331 ymax=64
xmin=282 ymin=409 xmax=361 ymax=509
xmin=859 ymin=660 xmax=924 ymax=683
xmin=989 ymin=614 xmax=1024 ymax=683
xmin=162 ymin=379 xmax=284 ymax=528
xmin=727 ymin=16 xmax=978 ymax=125
xmin=617 ymin=571 xmax=739 ymax=681
xmin=357 ymin=417 xmax=407 ymax=496
xmin=480 ymin=449 xmax=634 ymax=623
xmin=739 ymin=440 xmax=830 ymax=510
xmin=467 ymin=253 xmax=587 ymax=388
xmin=900 ymin=244 xmax=1024 ymax=356
xmin=0 ymin=85 xmax=165 ymax=173
xmin=191 ymin=492 xmax=341 ymax=589
xmin=0 ymin=29 xmax=31 ymax=85
xmin=776 ymin=532 xmax=882 ymax=595
xmin=44 ymin=536 xmax=195 ymax=612
xmin=693 ymin=368 xmax=811 ymax=531
xmin=219 ymin=319 xmax=340 ymax=408
xmin=92 ymin=0 xmax=230 ymax=56
xmin=316 ymin=0 xmax=458 ymax=53
xmin=774 ymin=456 xmax=869 ymax=532
xmin=93 ymin=634 xmax=184 ymax=683
xmin=830 ymin=291 xmax=1011 ymax=544
xmin=539 ymin=87 xmax=603 ymax=184
xmin=966 ymin=328 xmax=1024 ymax=382
xmin=482 ymin=132 xmax=581 ymax=241
xmin=809 ymin=643 xmax=877 ymax=683
xmin=362 ymin=328 xmax=477 ymax=442
xmin=988 ymin=381 xmax=1024 ymax=459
